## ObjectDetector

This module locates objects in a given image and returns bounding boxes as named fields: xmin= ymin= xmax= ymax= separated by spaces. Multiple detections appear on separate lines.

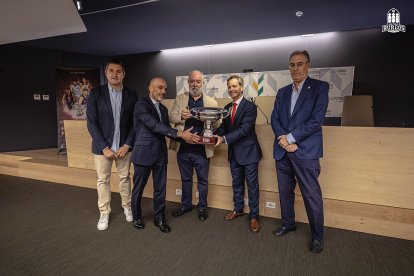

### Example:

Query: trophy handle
xmin=189 ymin=108 xmax=199 ymax=119
xmin=221 ymin=109 xmax=230 ymax=119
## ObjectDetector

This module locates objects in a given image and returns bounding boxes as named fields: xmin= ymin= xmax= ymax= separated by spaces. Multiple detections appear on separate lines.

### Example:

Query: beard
xmin=190 ymin=87 xmax=202 ymax=97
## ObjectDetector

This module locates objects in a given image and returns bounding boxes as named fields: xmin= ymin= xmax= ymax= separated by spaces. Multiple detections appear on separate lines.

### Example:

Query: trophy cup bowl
xmin=190 ymin=107 xmax=230 ymax=144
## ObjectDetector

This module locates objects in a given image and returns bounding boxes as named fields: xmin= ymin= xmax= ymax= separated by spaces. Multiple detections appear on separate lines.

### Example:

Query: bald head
xmin=148 ymin=77 xmax=167 ymax=102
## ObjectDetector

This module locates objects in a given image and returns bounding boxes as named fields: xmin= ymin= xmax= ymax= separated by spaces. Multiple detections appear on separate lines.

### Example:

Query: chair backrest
xmin=341 ymin=95 xmax=374 ymax=126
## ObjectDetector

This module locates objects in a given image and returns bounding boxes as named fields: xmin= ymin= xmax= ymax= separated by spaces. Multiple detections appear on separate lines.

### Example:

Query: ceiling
xmin=0 ymin=0 xmax=85 ymax=45
xmin=6 ymin=0 xmax=414 ymax=56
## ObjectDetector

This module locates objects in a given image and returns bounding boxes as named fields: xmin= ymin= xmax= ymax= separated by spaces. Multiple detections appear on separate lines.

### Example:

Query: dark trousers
xmin=230 ymin=159 xmax=260 ymax=219
xmin=276 ymin=153 xmax=324 ymax=241
xmin=131 ymin=154 xmax=167 ymax=223
xmin=177 ymin=152 xmax=209 ymax=211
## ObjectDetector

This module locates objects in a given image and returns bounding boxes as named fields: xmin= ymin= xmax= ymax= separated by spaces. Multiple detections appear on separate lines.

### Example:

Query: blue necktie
xmin=154 ymin=102 xmax=162 ymax=120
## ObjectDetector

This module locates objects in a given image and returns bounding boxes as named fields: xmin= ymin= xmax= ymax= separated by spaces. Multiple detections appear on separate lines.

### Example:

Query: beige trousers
xmin=94 ymin=152 xmax=132 ymax=214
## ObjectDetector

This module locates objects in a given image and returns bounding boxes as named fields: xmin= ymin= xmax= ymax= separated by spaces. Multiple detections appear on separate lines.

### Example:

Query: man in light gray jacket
xmin=169 ymin=70 xmax=218 ymax=221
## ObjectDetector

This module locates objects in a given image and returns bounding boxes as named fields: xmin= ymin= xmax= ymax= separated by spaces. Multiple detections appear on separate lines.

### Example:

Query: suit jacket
xmin=217 ymin=97 xmax=262 ymax=165
xmin=131 ymin=96 xmax=179 ymax=166
xmin=87 ymin=84 xmax=138 ymax=155
xmin=169 ymin=92 xmax=219 ymax=158
xmin=271 ymin=77 xmax=329 ymax=161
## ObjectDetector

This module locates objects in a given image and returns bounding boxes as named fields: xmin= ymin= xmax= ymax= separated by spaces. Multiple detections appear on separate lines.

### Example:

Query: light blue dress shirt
xmin=286 ymin=78 xmax=307 ymax=144
xmin=108 ymin=84 xmax=123 ymax=151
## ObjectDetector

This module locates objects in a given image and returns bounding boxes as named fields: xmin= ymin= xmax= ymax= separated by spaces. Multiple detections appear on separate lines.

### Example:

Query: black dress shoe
xmin=154 ymin=221 xmax=171 ymax=233
xmin=310 ymin=239 xmax=323 ymax=253
xmin=132 ymin=219 xmax=145 ymax=229
xmin=172 ymin=207 xmax=191 ymax=217
xmin=198 ymin=210 xmax=208 ymax=221
xmin=273 ymin=226 xmax=297 ymax=236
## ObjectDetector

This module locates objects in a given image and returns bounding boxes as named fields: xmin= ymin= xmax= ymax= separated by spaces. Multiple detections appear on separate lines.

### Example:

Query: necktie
xmin=154 ymin=102 xmax=162 ymax=121
xmin=231 ymin=102 xmax=237 ymax=124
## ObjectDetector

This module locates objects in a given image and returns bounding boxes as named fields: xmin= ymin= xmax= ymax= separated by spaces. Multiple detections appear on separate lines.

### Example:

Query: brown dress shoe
xmin=224 ymin=211 xmax=244 ymax=220
xmin=250 ymin=218 xmax=260 ymax=232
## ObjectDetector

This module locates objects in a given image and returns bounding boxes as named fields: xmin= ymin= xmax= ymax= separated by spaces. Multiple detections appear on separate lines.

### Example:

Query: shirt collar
xmin=190 ymin=93 xmax=203 ymax=101
xmin=149 ymin=97 xmax=159 ymax=105
xmin=108 ymin=84 xmax=123 ymax=93
xmin=233 ymin=95 xmax=244 ymax=105
xmin=292 ymin=77 xmax=307 ymax=93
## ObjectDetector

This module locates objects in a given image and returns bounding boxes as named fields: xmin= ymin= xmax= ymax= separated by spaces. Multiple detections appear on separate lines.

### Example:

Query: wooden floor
xmin=1 ymin=148 xmax=414 ymax=241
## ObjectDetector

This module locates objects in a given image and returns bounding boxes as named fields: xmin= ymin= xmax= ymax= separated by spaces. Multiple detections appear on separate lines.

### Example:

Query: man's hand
xmin=214 ymin=136 xmax=223 ymax=147
xmin=103 ymin=147 xmax=117 ymax=159
xmin=181 ymin=108 xmax=192 ymax=120
xmin=178 ymin=127 xmax=199 ymax=144
xmin=277 ymin=135 xmax=289 ymax=149
xmin=284 ymin=144 xmax=298 ymax=152
xmin=115 ymin=145 xmax=130 ymax=158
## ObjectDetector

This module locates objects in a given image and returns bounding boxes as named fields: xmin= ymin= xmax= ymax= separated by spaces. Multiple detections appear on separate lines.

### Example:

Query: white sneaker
xmin=124 ymin=207 xmax=133 ymax=222
xmin=97 ymin=213 xmax=109 ymax=231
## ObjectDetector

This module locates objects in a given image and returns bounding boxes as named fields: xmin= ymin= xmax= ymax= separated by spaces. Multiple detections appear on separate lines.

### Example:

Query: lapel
xmin=120 ymin=87 xmax=128 ymax=119
xmin=290 ymin=77 xmax=312 ymax=119
xmin=223 ymin=102 xmax=232 ymax=128
xmin=232 ymin=98 xmax=246 ymax=128
xmin=146 ymin=96 xmax=162 ymax=123
xmin=102 ymin=85 xmax=114 ymax=118
xmin=159 ymin=102 xmax=168 ymax=125
xmin=183 ymin=92 xmax=190 ymax=109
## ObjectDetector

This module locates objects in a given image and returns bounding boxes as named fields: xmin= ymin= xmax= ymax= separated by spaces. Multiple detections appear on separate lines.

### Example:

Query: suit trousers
xmin=177 ymin=152 xmax=209 ymax=211
xmin=276 ymin=153 xmax=324 ymax=241
xmin=94 ymin=152 xmax=132 ymax=214
xmin=131 ymin=153 xmax=167 ymax=223
xmin=230 ymin=159 xmax=260 ymax=219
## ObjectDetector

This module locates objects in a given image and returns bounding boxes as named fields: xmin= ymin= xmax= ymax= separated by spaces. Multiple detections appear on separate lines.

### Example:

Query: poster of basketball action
xmin=55 ymin=67 xmax=100 ymax=154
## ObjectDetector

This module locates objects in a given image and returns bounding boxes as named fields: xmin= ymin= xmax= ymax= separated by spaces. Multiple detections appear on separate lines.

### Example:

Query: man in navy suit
xmin=130 ymin=77 xmax=198 ymax=233
xmin=271 ymin=50 xmax=329 ymax=253
xmin=216 ymin=75 xmax=262 ymax=233
xmin=87 ymin=58 xmax=138 ymax=231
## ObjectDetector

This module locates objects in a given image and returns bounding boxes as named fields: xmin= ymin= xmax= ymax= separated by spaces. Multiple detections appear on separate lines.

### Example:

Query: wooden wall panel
xmin=64 ymin=120 xmax=414 ymax=209
xmin=321 ymin=126 xmax=414 ymax=209
xmin=63 ymin=120 xmax=95 ymax=170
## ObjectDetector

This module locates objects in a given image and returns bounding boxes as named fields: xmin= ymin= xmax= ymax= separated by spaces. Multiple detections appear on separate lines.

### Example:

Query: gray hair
xmin=289 ymin=50 xmax=311 ymax=63
xmin=188 ymin=70 xmax=205 ymax=82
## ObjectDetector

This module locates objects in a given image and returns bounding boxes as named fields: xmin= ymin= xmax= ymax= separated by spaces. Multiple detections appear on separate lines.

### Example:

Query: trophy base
xmin=196 ymin=135 xmax=217 ymax=145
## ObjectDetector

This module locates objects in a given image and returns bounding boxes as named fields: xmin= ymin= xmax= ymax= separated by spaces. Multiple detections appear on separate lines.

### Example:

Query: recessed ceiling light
xmin=296 ymin=10 xmax=303 ymax=17
xmin=76 ymin=1 xmax=83 ymax=11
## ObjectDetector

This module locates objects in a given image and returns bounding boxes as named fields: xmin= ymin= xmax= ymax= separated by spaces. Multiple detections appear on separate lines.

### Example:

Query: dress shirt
xmin=286 ymin=77 xmax=306 ymax=145
xmin=108 ymin=84 xmax=123 ymax=151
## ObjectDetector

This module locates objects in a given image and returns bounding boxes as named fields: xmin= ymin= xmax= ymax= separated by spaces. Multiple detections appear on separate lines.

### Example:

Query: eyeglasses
xmin=289 ymin=62 xmax=308 ymax=69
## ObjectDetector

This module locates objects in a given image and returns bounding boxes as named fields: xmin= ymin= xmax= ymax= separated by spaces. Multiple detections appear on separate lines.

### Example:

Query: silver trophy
xmin=190 ymin=107 xmax=230 ymax=144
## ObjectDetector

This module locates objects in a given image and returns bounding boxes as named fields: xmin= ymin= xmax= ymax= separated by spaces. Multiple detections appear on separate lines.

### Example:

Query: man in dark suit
xmin=215 ymin=75 xmax=262 ymax=233
xmin=87 ymin=58 xmax=138 ymax=231
xmin=131 ymin=77 xmax=198 ymax=233
xmin=271 ymin=50 xmax=329 ymax=253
